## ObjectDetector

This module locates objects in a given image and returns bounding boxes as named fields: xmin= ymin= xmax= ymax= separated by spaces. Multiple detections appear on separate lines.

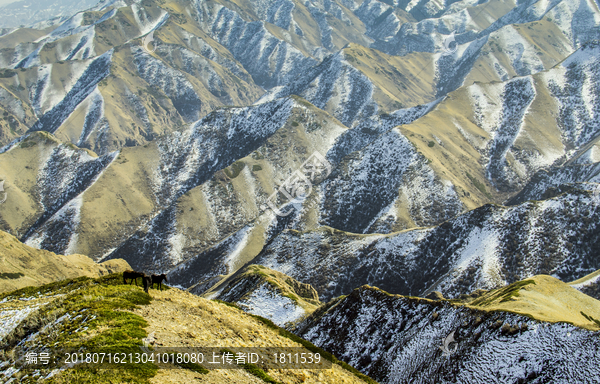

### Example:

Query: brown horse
xmin=151 ymin=274 xmax=168 ymax=290
xmin=123 ymin=270 xmax=146 ymax=286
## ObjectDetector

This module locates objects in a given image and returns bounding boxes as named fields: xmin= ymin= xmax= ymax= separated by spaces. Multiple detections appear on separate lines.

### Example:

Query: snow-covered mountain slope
xmin=3 ymin=41 xmax=600 ymax=300
xmin=0 ymin=5 xmax=145 ymax=69
xmin=0 ymin=81 xmax=35 ymax=146
xmin=0 ymin=0 xmax=368 ymax=151
xmin=99 ymin=96 xmax=353 ymax=271
xmin=257 ymin=44 xmax=438 ymax=126
xmin=0 ymin=97 xmax=299 ymax=258
xmin=0 ymin=98 xmax=444 ymax=286
xmin=0 ymin=131 xmax=117 ymax=242
xmin=508 ymin=163 xmax=600 ymax=205
xmin=207 ymin=264 xmax=321 ymax=326
xmin=320 ymin=125 xmax=464 ymax=233
xmin=372 ymin=0 xmax=599 ymax=62
xmin=301 ymin=41 xmax=600 ymax=234
xmin=398 ymin=41 xmax=600 ymax=204
xmin=295 ymin=281 xmax=600 ymax=384
xmin=5 ymin=113 xmax=598 ymax=304
xmin=252 ymin=184 xmax=600 ymax=301
xmin=81 ymin=98 xmax=461 ymax=282
xmin=0 ymin=0 xmax=597 ymax=157
xmin=260 ymin=0 xmax=599 ymax=124
xmin=0 ymin=2 xmax=265 ymax=153
xmin=2 ymin=0 xmax=596 ymax=155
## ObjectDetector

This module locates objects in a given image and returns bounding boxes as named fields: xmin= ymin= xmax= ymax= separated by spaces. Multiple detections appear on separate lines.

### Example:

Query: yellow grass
xmin=0 ymin=229 xmax=130 ymax=293
xmin=467 ymin=275 xmax=600 ymax=331
xmin=135 ymin=287 xmax=371 ymax=383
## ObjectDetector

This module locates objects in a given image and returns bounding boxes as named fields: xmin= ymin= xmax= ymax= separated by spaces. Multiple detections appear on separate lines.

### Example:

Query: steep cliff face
xmin=295 ymin=280 xmax=600 ymax=384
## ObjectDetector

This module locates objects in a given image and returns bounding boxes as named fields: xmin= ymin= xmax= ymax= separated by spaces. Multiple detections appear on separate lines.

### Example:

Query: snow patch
xmin=237 ymin=283 xmax=305 ymax=326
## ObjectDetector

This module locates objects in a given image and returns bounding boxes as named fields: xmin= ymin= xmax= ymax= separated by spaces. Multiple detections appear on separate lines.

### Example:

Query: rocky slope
xmin=295 ymin=276 xmax=600 ymax=384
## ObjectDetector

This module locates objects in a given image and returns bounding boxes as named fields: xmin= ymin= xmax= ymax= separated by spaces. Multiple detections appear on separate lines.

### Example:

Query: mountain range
xmin=0 ymin=0 xmax=600 ymax=382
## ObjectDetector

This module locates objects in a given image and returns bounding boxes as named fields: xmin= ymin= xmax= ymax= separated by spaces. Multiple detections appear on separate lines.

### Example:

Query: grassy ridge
xmin=2 ymin=274 xmax=157 ymax=384
xmin=3 ymin=274 xmax=380 ymax=383
xmin=469 ymin=280 xmax=536 ymax=306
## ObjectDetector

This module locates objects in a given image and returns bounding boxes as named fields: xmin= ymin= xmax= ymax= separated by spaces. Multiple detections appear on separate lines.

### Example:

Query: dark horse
xmin=123 ymin=270 xmax=146 ymax=286
xmin=151 ymin=274 xmax=168 ymax=290
xmin=142 ymin=276 xmax=152 ymax=293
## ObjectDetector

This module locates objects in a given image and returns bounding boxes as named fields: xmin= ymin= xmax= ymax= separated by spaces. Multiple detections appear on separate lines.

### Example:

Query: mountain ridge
xmin=296 ymin=278 xmax=600 ymax=383
xmin=0 ymin=5 xmax=600 ymax=376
